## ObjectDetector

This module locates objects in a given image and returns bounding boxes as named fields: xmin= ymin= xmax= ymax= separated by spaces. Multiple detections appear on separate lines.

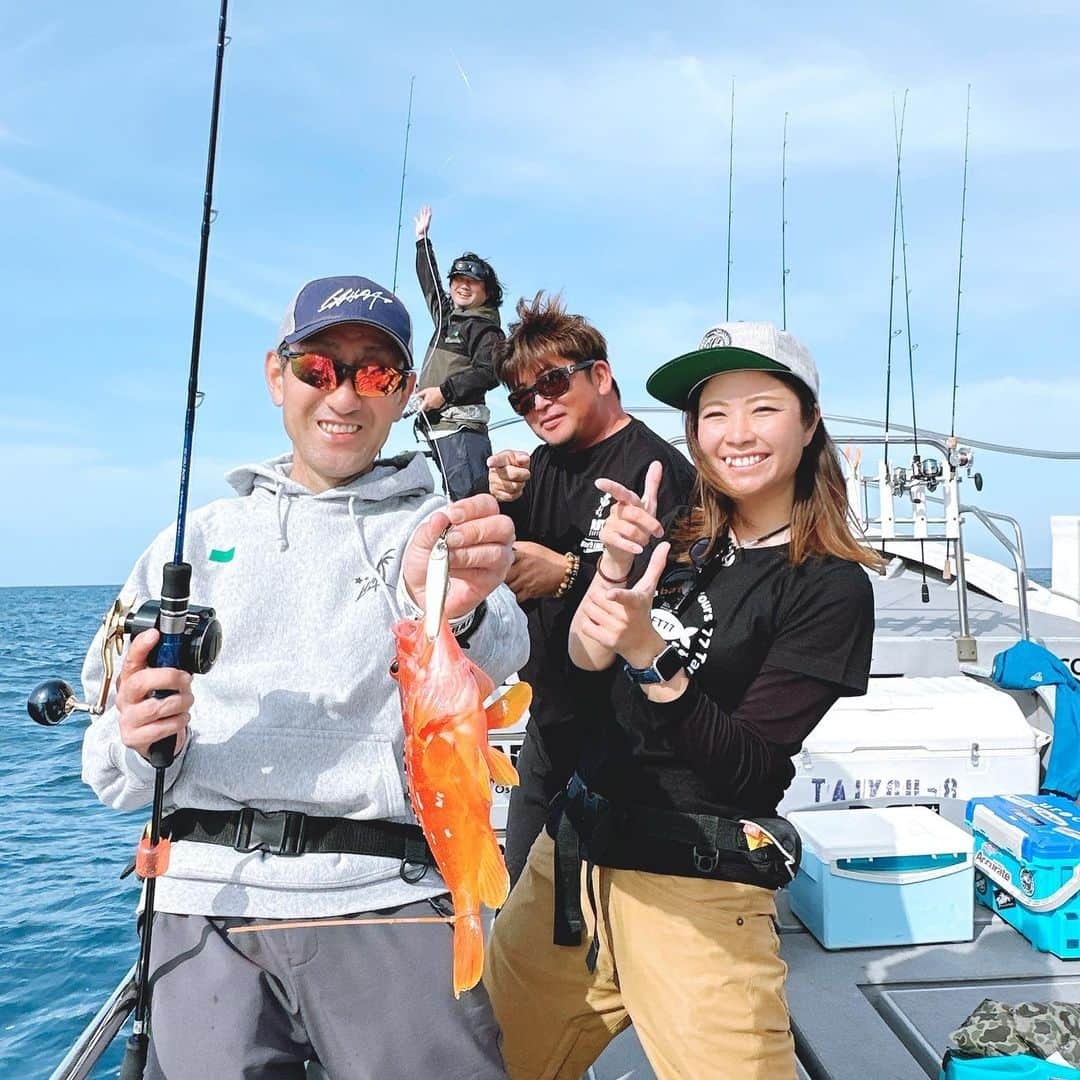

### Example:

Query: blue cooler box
xmin=966 ymin=794 xmax=1080 ymax=960
xmin=788 ymin=807 xmax=974 ymax=949
xmin=942 ymin=1050 xmax=1080 ymax=1079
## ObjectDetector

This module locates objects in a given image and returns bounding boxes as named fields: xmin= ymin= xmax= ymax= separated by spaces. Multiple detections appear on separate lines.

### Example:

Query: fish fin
xmin=471 ymin=662 xmax=496 ymax=702
xmin=485 ymin=682 xmax=532 ymax=730
xmin=483 ymin=746 xmax=519 ymax=788
xmin=477 ymin=832 xmax=511 ymax=910
xmin=452 ymin=913 xmax=485 ymax=998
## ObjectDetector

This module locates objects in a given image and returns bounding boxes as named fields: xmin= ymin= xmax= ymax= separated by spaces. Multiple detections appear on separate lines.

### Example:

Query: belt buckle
xmin=693 ymin=845 xmax=720 ymax=874
xmin=233 ymin=808 xmax=306 ymax=857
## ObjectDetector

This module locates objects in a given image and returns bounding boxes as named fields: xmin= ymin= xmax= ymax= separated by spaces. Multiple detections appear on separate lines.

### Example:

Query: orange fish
xmin=392 ymin=535 xmax=530 ymax=997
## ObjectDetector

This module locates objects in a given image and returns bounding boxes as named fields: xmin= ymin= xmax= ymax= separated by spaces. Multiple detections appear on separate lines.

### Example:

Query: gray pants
xmin=144 ymin=898 xmax=508 ymax=1080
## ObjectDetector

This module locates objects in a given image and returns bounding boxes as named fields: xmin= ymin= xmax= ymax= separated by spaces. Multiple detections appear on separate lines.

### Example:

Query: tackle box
xmin=966 ymin=794 xmax=1080 ymax=960
xmin=787 ymin=806 xmax=974 ymax=949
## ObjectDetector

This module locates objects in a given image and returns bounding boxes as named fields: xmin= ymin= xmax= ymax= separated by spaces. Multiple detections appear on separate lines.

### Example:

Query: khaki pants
xmin=484 ymin=831 xmax=796 ymax=1080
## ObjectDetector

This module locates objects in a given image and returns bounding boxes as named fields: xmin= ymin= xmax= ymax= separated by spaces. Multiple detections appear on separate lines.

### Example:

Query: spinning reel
xmin=26 ymin=591 xmax=221 ymax=727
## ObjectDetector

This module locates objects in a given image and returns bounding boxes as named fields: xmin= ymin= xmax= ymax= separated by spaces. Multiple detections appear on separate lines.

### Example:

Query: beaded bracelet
xmin=553 ymin=552 xmax=581 ymax=599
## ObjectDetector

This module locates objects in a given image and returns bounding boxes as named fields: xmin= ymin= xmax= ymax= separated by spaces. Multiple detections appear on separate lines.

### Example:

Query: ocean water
xmin=1 ymin=586 xmax=138 ymax=1078
xmin=0 ymin=572 xmax=1056 ymax=1076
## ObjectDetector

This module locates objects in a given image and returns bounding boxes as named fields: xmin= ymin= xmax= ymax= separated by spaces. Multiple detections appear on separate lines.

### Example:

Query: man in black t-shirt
xmin=487 ymin=291 xmax=695 ymax=883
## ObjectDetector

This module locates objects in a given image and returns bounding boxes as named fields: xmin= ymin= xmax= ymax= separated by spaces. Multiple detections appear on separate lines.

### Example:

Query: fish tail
xmin=452 ymin=913 xmax=484 ymax=998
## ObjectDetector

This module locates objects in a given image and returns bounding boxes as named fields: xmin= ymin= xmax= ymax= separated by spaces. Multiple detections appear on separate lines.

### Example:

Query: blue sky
xmin=2 ymin=1 xmax=1078 ymax=586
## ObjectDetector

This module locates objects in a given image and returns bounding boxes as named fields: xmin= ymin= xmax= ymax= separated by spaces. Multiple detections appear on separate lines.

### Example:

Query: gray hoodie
xmin=81 ymin=451 xmax=529 ymax=919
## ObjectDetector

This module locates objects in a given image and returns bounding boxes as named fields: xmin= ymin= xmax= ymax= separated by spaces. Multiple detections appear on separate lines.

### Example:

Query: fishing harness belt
xmin=122 ymin=808 xmax=436 ymax=883
xmin=551 ymin=774 xmax=801 ymax=969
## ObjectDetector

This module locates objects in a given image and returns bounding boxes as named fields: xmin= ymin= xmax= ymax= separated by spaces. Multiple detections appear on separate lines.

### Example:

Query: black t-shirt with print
xmin=578 ymin=542 xmax=875 ymax=818
xmin=502 ymin=417 xmax=696 ymax=787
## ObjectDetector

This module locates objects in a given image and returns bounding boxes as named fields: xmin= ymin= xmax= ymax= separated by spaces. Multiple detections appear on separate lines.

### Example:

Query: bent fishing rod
xmin=27 ymin=3 xmax=229 ymax=1077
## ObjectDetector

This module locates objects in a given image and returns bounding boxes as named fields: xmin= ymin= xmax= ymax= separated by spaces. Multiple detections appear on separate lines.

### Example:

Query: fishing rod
xmin=951 ymin=85 xmax=972 ymax=438
xmin=725 ymin=78 xmax=735 ymax=320
xmin=781 ymin=111 xmax=789 ymax=330
xmin=123 ymin=1 xmax=229 ymax=1073
xmin=27 ymin=4 xmax=229 ymax=1077
xmin=894 ymin=98 xmax=920 ymax=462
xmin=883 ymin=91 xmax=906 ymax=474
xmin=392 ymin=75 xmax=416 ymax=292
xmin=892 ymin=93 xmax=932 ymax=603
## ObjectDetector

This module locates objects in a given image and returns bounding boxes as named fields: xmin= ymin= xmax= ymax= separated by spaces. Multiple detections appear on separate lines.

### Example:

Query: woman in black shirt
xmin=484 ymin=322 xmax=880 ymax=1080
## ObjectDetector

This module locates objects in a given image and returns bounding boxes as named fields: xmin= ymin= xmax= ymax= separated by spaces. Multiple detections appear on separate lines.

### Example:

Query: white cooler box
xmin=780 ymin=676 xmax=1042 ymax=814
xmin=787 ymin=805 xmax=975 ymax=949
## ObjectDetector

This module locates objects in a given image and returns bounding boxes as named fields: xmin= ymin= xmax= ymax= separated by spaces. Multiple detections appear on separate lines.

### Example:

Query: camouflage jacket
xmin=950 ymin=998 xmax=1080 ymax=1066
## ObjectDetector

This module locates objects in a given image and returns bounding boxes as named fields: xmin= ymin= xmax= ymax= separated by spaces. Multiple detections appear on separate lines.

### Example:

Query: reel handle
xmin=27 ymin=679 xmax=84 ymax=726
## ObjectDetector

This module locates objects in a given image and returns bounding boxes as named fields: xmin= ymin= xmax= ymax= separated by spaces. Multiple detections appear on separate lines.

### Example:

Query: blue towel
xmin=992 ymin=639 xmax=1080 ymax=800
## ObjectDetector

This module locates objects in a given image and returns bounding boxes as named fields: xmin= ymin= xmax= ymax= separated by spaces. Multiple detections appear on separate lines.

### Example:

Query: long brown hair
xmin=671 ymin=372 xmax=883 ymax=570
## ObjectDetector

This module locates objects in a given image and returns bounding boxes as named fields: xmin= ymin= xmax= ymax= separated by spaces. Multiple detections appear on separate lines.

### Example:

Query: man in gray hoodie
xmin=81 ymin=276 xmax=528 ymax=1079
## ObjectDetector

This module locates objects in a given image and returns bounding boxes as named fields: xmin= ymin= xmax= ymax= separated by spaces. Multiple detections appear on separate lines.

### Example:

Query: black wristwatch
xmin=623 ymin=644 xmax=683 ymax=685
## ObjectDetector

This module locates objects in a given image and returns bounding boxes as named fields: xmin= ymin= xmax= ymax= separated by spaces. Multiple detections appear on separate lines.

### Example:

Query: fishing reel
xmin=948 ymin=442 xmax=983 ymax=491
xmin=26 ymin=593 xmax=222 ymax=727
xmin=909 ymin=455 xmax=943 ymax=493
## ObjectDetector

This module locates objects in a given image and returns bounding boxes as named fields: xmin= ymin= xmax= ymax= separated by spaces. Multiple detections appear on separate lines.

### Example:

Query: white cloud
xmin=424 ymin=44 xmax=1079 ymax=205
xmin=0 ymin=164 xmax=287 ymax=323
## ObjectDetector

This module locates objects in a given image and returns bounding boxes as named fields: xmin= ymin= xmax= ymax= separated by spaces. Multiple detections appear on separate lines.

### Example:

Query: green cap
xmin=647 ymin=322 xmax=819 ymax=410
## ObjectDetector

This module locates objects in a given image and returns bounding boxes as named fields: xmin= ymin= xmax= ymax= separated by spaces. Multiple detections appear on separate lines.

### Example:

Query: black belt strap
xmin=118 ymin=808 xmax=435 ymax=883
xmin=552 ymin=809 xmax=585 ymax=947
xmin=624 ymin=805 xmax=747 ymax=873
xmin=551 ymin=775 xmax=767 ymax=962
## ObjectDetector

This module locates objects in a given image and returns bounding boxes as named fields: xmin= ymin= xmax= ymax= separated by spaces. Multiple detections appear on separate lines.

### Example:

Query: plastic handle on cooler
xmin=832 ymin=851 xmax=971 ymax=885
xmin=978 ymin=858 xmax=1080 ymax=912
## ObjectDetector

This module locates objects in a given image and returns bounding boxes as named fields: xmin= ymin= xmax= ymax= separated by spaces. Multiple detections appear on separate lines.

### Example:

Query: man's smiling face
xmin=266 ymin=323 xmax=414 ymax=492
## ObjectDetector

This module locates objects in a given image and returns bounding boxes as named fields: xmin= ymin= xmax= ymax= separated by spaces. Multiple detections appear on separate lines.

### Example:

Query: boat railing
xmin=49 ymin=965 xmax=136 ymax=1080
xmin=957 ymin=505 xmax=1032 ymax=641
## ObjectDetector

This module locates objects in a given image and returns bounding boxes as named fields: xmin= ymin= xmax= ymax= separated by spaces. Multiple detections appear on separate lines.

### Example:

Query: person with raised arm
xmin=413 ymin=204 xmax=505 ymax=499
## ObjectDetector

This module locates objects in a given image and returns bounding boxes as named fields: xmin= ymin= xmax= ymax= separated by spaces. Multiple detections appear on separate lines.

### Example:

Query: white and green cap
xmin=646 ymin=321 xmax=819 ymax=409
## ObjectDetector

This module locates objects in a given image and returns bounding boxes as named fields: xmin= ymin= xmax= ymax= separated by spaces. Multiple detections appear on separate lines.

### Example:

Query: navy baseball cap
xmin=278 ymin=276 xmax=413 ymax=369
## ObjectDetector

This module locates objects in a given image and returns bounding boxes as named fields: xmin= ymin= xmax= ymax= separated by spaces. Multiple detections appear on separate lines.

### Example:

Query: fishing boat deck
xmin=781 ymin=896 xmax=1080 ymax=1080
xmin=583 ymin=897 xmax=1080 ymax=1080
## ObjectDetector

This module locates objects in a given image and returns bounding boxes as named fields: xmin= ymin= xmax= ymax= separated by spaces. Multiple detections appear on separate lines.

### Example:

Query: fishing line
xmin=894 ymin=101 xmax=920 ymax=460
xmin=392 ymin=76 xmax=416 ymax=293
xmin=412 ymin=227 xmax=453 ymax=496
xmin=780 ymin=111 xmax=789 ymax=331
xmin=883 ymin=92 xmax=906 ymax=474
xmin=951 ymin=85 xmax=972 ymax=439
xmin=725 ymin=78 xmax=735 ymax=321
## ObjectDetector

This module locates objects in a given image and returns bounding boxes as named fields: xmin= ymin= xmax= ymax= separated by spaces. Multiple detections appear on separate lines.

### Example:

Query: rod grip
xmin=120 ymin=1033 xmax=149 ymax=1080
xmin=149 ymin=562 xmax=192 ymax=769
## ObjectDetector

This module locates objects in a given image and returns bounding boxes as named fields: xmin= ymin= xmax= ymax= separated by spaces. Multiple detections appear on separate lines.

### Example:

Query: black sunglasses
xmin=450 ymin=258 xmax=486 ymax=282
xmin=654 ymin=538 xmax=722 ymax=613
xmin=507 ymin=359 xmax=598 ymax=416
